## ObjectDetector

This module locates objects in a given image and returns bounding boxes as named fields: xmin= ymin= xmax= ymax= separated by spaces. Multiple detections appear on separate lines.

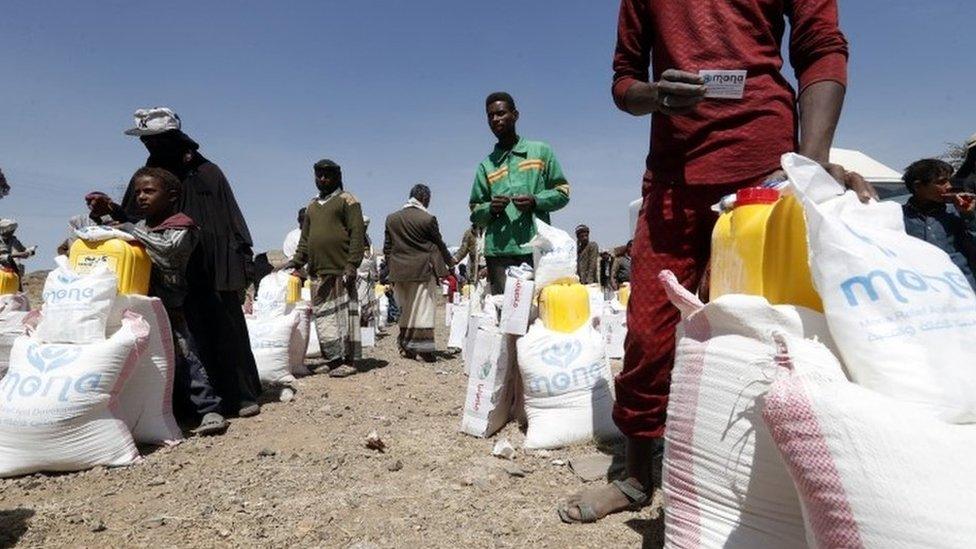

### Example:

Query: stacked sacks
xmin=660 ymin=270 xmax=840 ymax=548
xmin=247 ymin=271 xmax=311 ymax=390
xmin=785 ymin=152 xmax=976 ymax=421
xmin=0 ymin=314 xmax=151 ymax=476
xmin=2 ymin=258 xmax=183 ymax=457
xmin=763 ymin=342 xmax=976 ymax=548
xmin=747 ymin=154 xmax=976 ymax=547
xmin=0 ymin=303 xmax=152 ymax=477
xmin=666 ymin=155 xmax=976 ymax=547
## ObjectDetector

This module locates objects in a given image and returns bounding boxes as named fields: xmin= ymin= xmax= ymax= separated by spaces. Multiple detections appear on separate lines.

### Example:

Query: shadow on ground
xmin=0 ymin=508 xmax=35 ymax=548
xmin=356 ymin=358 xmax=390 ymax=373
xmin=626 ymin=516 xmax=665 ymax=549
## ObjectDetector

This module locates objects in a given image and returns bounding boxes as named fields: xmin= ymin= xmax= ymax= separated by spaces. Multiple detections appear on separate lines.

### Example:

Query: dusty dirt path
xmin=0 ymin=289 xmax=663 ymax=548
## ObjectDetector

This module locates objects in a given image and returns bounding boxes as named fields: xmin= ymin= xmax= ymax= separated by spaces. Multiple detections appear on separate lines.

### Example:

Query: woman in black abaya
xmin=122 ymin=117 xmax=262 ymax=417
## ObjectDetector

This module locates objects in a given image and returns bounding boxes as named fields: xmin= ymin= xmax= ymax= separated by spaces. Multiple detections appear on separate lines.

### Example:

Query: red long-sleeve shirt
xmin=613 ymin=0 xmax=849 ymax=186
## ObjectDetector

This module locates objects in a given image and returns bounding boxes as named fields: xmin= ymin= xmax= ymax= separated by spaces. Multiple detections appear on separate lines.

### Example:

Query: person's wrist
xmin=625 ymin=81 xmax=660 ymax=114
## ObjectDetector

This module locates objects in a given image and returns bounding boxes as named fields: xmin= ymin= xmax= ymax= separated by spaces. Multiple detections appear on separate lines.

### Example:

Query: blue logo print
xmin=541 ymin=341 xmax=582 ymax=369
xmin=27 ymin=345 xmax=82 ymax=374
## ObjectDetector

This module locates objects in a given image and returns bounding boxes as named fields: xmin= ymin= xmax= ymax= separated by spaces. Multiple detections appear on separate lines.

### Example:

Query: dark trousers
xmin=486 ymin=254 xmax=534 ymax=295
xmin=170 ymin=312 xmax=222 ymax=419
xmin=184 ymin=288 xmax=262 ymax=415
xmin=386 ymin=289 xmax=401 ymax=324
xmin=614 ymin=180 xmax=742 ymax=439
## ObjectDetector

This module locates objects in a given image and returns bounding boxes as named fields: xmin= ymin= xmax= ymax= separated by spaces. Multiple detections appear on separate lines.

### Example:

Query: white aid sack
xmin=303 ymin=290 xmax=322 ymax=359
xmin=586 ymin=285 xmax=604 ymax=321
xmin=763 ymin=349 xmax=976 ymax=549
xmin=460 ymin=327 xmax=517 ymax=438
xmin=107 ymin=296 xmax=182 ymax=445
xmin=659 ymin=270 xmax=843 ymax=549
xmin=247 ymin=308 xmax=302 ymax=386
xmin=254 ymin=271 xmax=292 ymax=319
xmin=0 ymin=313 xmax=149 ymax=477
xmin=517 ymin=320 xmax=621 ymax=449
xmin=462 ymin=298 xmax=499 ymax=374
xmin=448 ymin=299 xmax=469 ymax=350
xmin=361 ymin=325 xmax=376 ymax=347
xmin=288 ymin=303 xmax=312 ymax=376
xmin=784 ymin=153 xmax=976 ymax=422
xmin=0 ymin=293 xmax=30 ymax=313
xmin=500 ymin=276 xmax=534 ymax=336
xmin=73 ymin=225 xmax=137 ymax=242
xmin=530 ymin=220 xmax=579 ymax=288
xmin=377 ymin=293 xmax=389 ymax=330
xmin=306 ymin=321 xmax=321 ymax=359
xmin=0 ymin=311 xmax=28 ymax=378
xmin=601 ymin=300 xmax=627 ymax=360
xmin=35 ymin=257 xmax=118 ymax=344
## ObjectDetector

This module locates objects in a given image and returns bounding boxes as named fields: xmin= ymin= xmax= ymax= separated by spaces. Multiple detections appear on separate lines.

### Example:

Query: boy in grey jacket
xmin=118 ymin=167 xmax=228 ymax=435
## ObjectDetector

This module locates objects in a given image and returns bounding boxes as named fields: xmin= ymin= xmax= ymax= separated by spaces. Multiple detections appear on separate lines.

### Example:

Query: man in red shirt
xmin=559 ymin=0 xmax=874 ymax=524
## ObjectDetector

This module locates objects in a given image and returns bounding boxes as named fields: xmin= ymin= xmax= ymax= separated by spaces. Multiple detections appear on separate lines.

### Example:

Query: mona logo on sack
xmin=528 ymin=341 xmax=602 ymax=397
xmin=42 ymin=286 xmax=96 ymax=304
xmin=1 ymin=344 xmax=100 ymax=403
xmin=841 ymin=268 xmax=972 ymax=307
xmin=540 ymin=340 xmax=582 ymax=369
xmin=27 ymin=345 xmax=82 ymax=374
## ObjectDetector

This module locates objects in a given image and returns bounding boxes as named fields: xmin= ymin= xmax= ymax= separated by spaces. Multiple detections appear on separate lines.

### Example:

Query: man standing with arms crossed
xmin=559 ymin=0 xmax=872 ymax=523
xmin=469 ymin=92 xmax=571 ymax=295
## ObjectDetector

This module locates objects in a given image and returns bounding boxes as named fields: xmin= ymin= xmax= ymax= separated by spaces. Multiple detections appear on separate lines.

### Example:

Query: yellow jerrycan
xmin=461 ymin=284 xmax=472 ymax=298
xmin=538 ymin=282 xmax=590 ymax=333
xmin=617 ymin=282 xmax=631 ymax=307
xmin=0 ymin=267 xmax=18 ymax=295
xmin=69 ymin=238 xmax=151 ymax=295
xmin=709 ymin=187 xmax=821 ymax=311
xmin=286 ymin=274 xmax=302 ymax=303
xmin=374 ymin=283 xmax=387 ymax=297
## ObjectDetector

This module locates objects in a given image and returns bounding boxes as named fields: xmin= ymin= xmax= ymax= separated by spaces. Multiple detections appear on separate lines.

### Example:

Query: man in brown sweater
xmin=383 ymin=184 xmax=454 ymax=362
xmin=285 ymin=159 xmax=366 ymax=377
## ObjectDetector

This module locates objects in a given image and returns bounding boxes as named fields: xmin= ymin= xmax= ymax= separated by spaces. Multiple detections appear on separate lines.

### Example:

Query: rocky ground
xmin=1 ymin=274 xmax=663 ymax=548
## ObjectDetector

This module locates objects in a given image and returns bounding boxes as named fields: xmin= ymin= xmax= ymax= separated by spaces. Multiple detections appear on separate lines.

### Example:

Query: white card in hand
xmin=699 ymin=70 xmax=747 ymax=99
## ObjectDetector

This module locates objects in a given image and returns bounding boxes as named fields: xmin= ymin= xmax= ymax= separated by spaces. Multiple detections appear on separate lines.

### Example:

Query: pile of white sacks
xmin=457 ymin=220 xmax=624 ymax=450
xmin=245 ymin=271 xmax=312 ymax=394
xmin=663 ymin=154 xmax=976 ymax=548
xmin=245 ymin=271 xmax=386 ymax=398
xmin=0 ymin=257 xmax=183 ymax=478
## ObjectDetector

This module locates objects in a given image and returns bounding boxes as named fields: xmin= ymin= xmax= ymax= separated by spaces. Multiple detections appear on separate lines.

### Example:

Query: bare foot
xmin=558 ymin=477 xmax=648 ymax=523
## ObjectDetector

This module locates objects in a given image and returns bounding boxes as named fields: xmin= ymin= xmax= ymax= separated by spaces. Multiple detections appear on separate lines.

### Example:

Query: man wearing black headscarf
xmin=122 ymin=107 xmax=262 ymax=417
xmin=955 ymin=133 xmax=976 ymax=193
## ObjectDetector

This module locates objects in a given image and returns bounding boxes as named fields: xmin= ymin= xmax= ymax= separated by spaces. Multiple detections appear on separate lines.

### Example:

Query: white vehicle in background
xmin=626 ymin=147 xmax=906 ymax=237
xmin=828 ymin=148 xmax=906 ymax=203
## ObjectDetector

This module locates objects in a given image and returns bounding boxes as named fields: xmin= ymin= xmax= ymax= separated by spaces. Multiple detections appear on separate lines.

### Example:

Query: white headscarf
xmin=0 ymin=219 xmax=17 ymax=237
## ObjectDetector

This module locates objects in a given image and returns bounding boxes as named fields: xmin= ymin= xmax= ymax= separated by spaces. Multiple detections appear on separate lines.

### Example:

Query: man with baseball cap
xmin=122 ymin=107 xmax=263 ymax=418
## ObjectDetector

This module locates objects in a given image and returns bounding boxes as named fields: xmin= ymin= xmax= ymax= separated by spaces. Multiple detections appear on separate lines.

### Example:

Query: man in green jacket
xmin=469 ymin=92 xmax=570 ymax=294
xmin=285 ymin=159 xmax=366 ymax=378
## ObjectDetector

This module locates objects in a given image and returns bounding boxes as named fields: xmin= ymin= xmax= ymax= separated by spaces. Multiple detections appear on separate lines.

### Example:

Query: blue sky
xmin=1 ymin=1 xmax=973 ymax=272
